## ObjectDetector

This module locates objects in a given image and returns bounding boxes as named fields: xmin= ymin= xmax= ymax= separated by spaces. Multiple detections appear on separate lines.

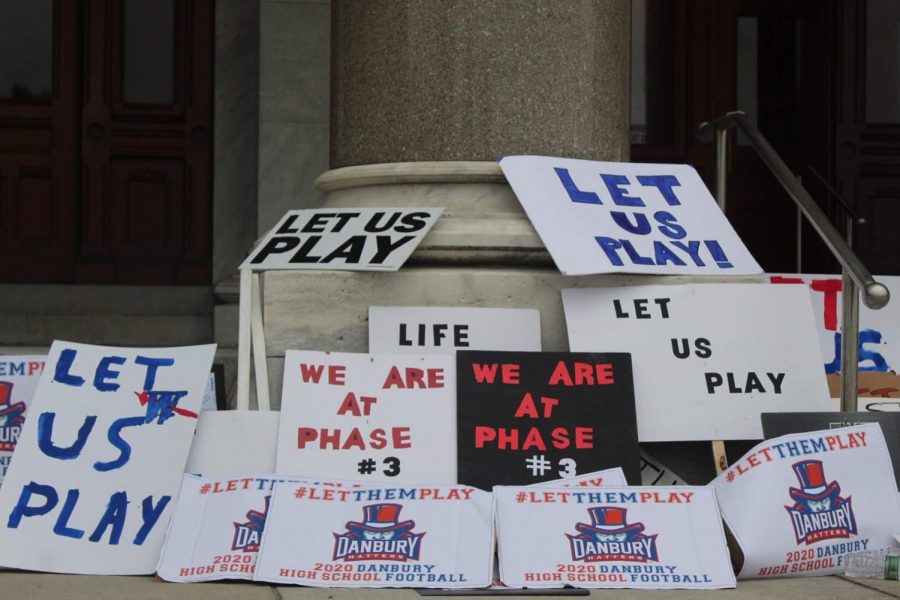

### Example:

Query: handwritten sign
xmin=494 ymin=485 xmax=735 ymax=589
xmin=241 ymin=208 xmax=441 ymax=271
xmin=499 ymin=156 xmax=761 ymax=275
xmin=712 ymin=423 xmax=900 ymax=578
xmin=770 ymin=274 xmax=900 ymax=408
xmin=563 ymin=284 xmax=833 ymax=441
xmin=368 ymin=306 xmax=541 ymax=354
xmin=0 ymin=355 xmax=45 ymax=483
xmin=254 ymin=483 xmax=494 ymax=588
xmin=276 ymin=351 xmax=456 ymax=483
xmin=0 ymin=341 xmax=215 ymax=574
xmin=456 ymin=350 xmax=639 ymax=489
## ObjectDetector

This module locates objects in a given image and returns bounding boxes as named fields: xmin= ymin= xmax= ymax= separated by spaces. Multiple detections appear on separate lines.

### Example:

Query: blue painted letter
xmin=89 ymin=491 xmax=129 ymax=545
xmin=94 ymin=416 xmax=144 ymax=472
xmin=37 ymin=412 xmax=97 ymax=460
xmin=7 ymin=481 xmax=59 ymax=528
xmin=133 ymin=495 xmax=171 ymax=545
xmin=53 ymin=349 xmax=85 ymax=387
xmin=554 ymin=168 xmax=601 ymax=204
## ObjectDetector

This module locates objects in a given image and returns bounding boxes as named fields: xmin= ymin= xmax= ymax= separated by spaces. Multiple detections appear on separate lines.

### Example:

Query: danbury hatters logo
xmin=566 ymin=506 xmax=659 ymax=563
xmin=333 ymin=503 xmax=425 ymax=562
xmin=785 ymin=459 xmax=857 ymax=545
xmin=232 ymin=496 xmax=270 ymax=553
xmin=0 ymin=381 xmax=27 ymax=452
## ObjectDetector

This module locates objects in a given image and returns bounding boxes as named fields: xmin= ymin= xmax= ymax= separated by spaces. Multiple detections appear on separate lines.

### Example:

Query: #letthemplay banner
xmin=563 ymin=284 xmax=833 ymax=441
xmin=494 ymin=486 xmax=735 ymax=589
xmin=157 ymin=474 xmax=296 ymax=582
xmin=770 ymin=274 xmax=900 ymax=408
xmin=276 ymin=351 xmax=456 ymax=483
xmin=711 ymin=423 xmax=900 ymax=579
xmin=254 ymin=483 xmax=494 ymax=588
xmin=499 ymin=156 xmax=761 ymax=276
xmin=0 ymin=355 xmax=46 ymax=483
xmin=0 ymin=341 xmax=215 ymax=574
xmin=368 ymin=306 xmax=541 ymax=354
xmin=241 ymin=208 xmax=441 ymax=271
xmin=456 ymin=351 xmax=639 ymax=489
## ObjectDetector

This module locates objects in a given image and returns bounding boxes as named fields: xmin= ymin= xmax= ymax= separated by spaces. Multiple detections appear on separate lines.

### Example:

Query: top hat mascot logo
xmin=0 ymin=381 xmax=27 ymax=452
xmin=785 ymin=459 xmax=857 ymax=545
xmin=333 ymin=503 xmax=425 ymax=562
xmin=567 ymin=506 xmax=659 ymax=563
xmin=232 ymin=495 xmax=270 ymax=553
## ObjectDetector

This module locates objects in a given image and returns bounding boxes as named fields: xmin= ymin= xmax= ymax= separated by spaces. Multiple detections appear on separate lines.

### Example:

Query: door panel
xmin=0 ymin=0 xmax=212 ymax=285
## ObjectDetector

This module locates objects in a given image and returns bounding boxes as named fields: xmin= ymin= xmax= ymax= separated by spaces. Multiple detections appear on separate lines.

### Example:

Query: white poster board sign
xmin=494 ymin=486 xmax=735 ymax=589
xmin=368 ymin=307 xmax=542 ymax=354
xmin=184 ymin=411 xmax=280 ymax=476
xmin=711 ymin=423 xmax=900 ymax=578
xmin=770 ymin=274 xmax=900 ymax=408
xmin=276 ymin=351 xmax=456 ymax=483
xmin=499 ymin=156 xmax=761 ymax=275
xmin=240 ymin=208 xmax=442 ymax=271
xmin=563 ymin=284 xmax=834 ymax=441
xmin=0 ymin=355 xmax=46 ymax=483
xmin=255 ymin=482 xmax=494 ymax=588
xmin=0 ymin=341 xmax=215 ymax=574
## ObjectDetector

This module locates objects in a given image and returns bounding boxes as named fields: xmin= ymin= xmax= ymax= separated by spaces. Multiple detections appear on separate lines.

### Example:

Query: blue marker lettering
xmin=134 ymin=356 xmax=175 ymax=391
xmin=53 ymin=489 xmax=85 ymax=539
xmin=602 ymin=174 xmax=644 ymax=206
xmin=37 ymin=412 xmax=97 ymax=460
xmin=53 ymin=349 xmax=85 ymax=387
xmin=89 ymin=491 xmax=128 ymax=545
xmin=554 ymin=168 xmax=601 ymax=204
xmin=610 ymin=211 xmax=651 ymax=235
xmin=7 ymin=481 xmax=58 ymax=528
xmin=93 ymin=356 xmax=127 ymax=392
xmin=94 ymin=416 xmax=144 ymax=472
xmin=133 ymin=495 xmax=171 ymax=545
xmin=637 ymin=175 xmax=682 ymax=206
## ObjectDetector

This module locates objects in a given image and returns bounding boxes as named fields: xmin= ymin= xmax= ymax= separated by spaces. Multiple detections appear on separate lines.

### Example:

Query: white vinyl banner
xmin=499 ymin=156 xmax=761 ymax=276
xmin=276 ymin=351 xmax=456 ymax=483
xmin=494 ymin=486 xmax=735 ymax=589
xmin=562 ymin=284 xmax=834 ymax=441
xmin=531 ymin=468 xmax=628 ymax=488
xmin=240 ymin=208 xmax=441 ymax=271
xmin=0 ymin=341 xmax=215 ymax=574
xmin=769 ymin=274 xmax=900 ymax=408
xmin=712 ymin=423 xmax=900 ymax=579
xmin=255 ymin=482 xmax=494 ymax=588
xmin=368 ymin=306 xmax=542 ymax=354
xmin=0 ymin=355 xmax=46 ymax=482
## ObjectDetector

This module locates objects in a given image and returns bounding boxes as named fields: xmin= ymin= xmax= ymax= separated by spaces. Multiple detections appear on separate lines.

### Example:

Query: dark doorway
xmin=631 ymin=0 xmax=875 ymax=275
xmin=0 ymin=0 xmax=213 ymax=285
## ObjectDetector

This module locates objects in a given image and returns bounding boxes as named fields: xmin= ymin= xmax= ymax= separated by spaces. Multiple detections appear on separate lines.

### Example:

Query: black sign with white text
xmin=456 ymin=350 xmax=640 ymax=489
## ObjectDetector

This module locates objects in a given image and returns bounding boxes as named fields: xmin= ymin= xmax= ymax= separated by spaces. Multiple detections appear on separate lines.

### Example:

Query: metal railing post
xmin=715 ymin=128 xmax=728 ymax=210
xmin=841 ymin=272 xmax=860 ymax=412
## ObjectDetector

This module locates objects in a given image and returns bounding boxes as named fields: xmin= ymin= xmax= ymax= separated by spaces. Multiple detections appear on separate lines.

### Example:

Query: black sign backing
xmin=761 ymin=412 xmax=900 ymax=490
xmin=456 ymin=350 xmax=640 ymax=489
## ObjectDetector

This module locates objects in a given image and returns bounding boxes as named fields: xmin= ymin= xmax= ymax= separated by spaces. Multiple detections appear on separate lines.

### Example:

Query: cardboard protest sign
xmin=532 ymin=467 xmax=628 ymax=488
xmin=494 ymin=486 xmax=735 ymax=589
xmin=712 ymin=423 xmax=900 ymax=579
xmin=771 ymin=274 xmax=900 ymax=407
xmin=184 ymin=410 xmax=280 ymax=476
xmin=241 ymin=208 xmax=441 ymax=271
xmin=762 ymin=412 xmax=900 ymax=491
xmin=158 ymin=474 xmax=378 ymax=582
xmin=368 ymin=306 xmax=541 ymax=354
xmin=563 ymin=284 xmax=833 ymax=441
xmin=0 ymin=341 xmax=215 ymax=574
xmin=276 ymin=351 xmax=456 ymax=483
xmin=254 ymin=482 xmax=494 ymax=588
xmin=0 ymin=355 xmax=46 ymax=483
xmin=499 ymin=156 xmax=761 ymax=276
xmin=456 ymin=350 xmax=640 ymax=489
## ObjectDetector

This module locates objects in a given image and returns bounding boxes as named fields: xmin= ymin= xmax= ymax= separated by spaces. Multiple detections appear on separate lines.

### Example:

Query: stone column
xmin=330 ymin=0 xmax=630 ymax=166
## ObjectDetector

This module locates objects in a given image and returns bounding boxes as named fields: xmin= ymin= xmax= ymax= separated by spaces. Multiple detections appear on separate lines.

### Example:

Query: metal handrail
xmin=697 ymin=110 xmax=890 ymax=412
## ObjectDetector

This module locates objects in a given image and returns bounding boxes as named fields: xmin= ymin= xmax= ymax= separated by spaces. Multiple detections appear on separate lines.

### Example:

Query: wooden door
xmin=0 ymin=0 xmax=212 ymax=285
xmin=632 ymin=0 xmax=837 ymax=274
xmin=836 ymin=0 xmax=900 ymax=275
xmin=79 ymin=0 xmax=212 ymax=284
xmin=0 ymin=1 xmax=79 ymax=281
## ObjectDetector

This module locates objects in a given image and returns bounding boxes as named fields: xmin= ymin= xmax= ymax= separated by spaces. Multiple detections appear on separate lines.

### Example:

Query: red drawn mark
xmin=134 ymin=391 xmax=199 ymax=419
